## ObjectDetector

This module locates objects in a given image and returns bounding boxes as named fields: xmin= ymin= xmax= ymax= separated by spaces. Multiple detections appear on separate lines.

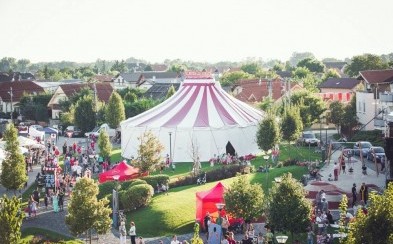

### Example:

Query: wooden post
xmin=327 ymin=143 xmax=332 ymax=165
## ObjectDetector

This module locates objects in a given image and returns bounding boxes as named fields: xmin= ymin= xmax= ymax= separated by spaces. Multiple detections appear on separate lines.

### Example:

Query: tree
xmin=344 ymin=183 xmax=393 ymax=244
xmin=301 ymin=74 xmax=321 ymax=92
xmin=267 ymin=173 xmax=312 ymax=239
xmin=220 ymin=71 xmax=252 ymax=87
xmin=169 ymin=64 xmax=187 ymax=73
xmin=344 ymin=54 xmax=389 ymax=77
xmin=124 ymin=91 xmax=138 ymax=103
xmin=259 ymin=96 xmax=274 ymax=112
xmin=98 ymin=130 xmax=112 ymax=159
xmin=0 ymin=196 xmax=24 ymax=243
xmin=65 ymin=178 xmax=112 ymax=242
xmin=165 ymin=85 xmax=176 ymax=99
xmin=338 ymin=194 xmax=348 ymax=235
xmin=297 ymin=58 xmax=325 ymax=73
xmin=292 ymin=66 xmax=311 ymax=79
xmin=74 ymin=95 xmax=96 ymax=133
xmin=272 ymin=62 xmax=285 ymax=72
xmin=16 ymin=59 xmax=31 ymax=72
xmin=144 ymin=65 xmax=153 ymax=71
xmin=328 ymin=101 xmax=345 ymax=134
xmin=241 ymin=63 xmax=261 ymax=75
xmin=0 ymin=57 xmax=17 ymax=72
xmin=321 ymin=68 xmax=341 ymax=82
xmin=289 ymin=52 xmax=315 ymax=67
xmin=341 ymin=95 xmax=359 ymax=138
xmin=280 ymin=106 xmax=303 ymax=144
xmin=224 ymin=175 xmax=264 ymax=221
xmin=290 ymin=90 xmax=326 ymax=128
xmin=257 ymin=113 xmax=280 ymax=152
xmin=0 ymin=124 xmax=28 ymax=193
xmin=190 ymin=223 xmax=203 ymax=244
xmin=136 ymin=131 xmax=164 ymax=173
xmin=105 ymin=92 xmax=125 ymax=129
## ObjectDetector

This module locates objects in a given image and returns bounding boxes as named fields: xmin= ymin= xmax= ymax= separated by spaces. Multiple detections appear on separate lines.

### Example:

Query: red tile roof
xmin=59 ymin=83 xmax=113 ymax=103
xmin=93 ymin=75 xmax=114 ymax=82
xmin=359 ymin=69 xmax=393 ymax=84
xmin=0 ymin=80 xmax=45 ymax=102
xmin=235 ymin=78 xmax=301 ymax=103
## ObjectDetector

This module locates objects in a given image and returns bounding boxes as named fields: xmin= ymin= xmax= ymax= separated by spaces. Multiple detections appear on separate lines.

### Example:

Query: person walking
xmin=129 ymin=221 xmax=136 ymax=244
xmin=52 ymin=192 xmax=59 ymax=213
xmin=351 ymin=183 xmax=357 ymax=207
xmin=119 ymin=221 xmax=127 ymax=244
xmin=359 ymin=183 xmax=368 ymax=205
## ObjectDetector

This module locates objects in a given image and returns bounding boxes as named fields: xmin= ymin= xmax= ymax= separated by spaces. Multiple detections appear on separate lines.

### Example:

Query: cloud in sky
xmin=1 ymin=0 xmax=392 ymax=63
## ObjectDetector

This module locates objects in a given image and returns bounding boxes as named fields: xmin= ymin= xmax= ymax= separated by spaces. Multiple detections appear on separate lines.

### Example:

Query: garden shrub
xmin=276 ymin=162 xmax=283 ymax=168
xmin=129 ymin=179 xmax=148 ymax=187
xmin=97 ymin=181 xmax=116 ymax=199
xmin=120 ymin=184 xmax=154 ymax=212
xmin=141 ymin=174 xmax=169 ymax=188
xmin=282 ymin=158 xmax=298 ymax=167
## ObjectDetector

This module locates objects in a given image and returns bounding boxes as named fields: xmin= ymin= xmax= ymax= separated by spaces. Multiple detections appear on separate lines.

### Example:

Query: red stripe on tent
xmin=213 ymin=86 xmax=255 ymax=122
xmin=194 ymin=86 xmax=209 ymax=127
xmin=163 ymin=86 xmax=202 ymax=127
xmin=137 ymin=85 xmax=193 ymax=126
xmin=209 ymin=86 xmax=236 ymax=126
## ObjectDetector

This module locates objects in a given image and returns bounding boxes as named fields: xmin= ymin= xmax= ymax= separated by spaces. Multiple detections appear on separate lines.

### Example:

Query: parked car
xmin=353 ymin=141 xmax=373 ymax=156
xmin=299 ymin=131 xmax=320 ymax=146
xmin=30 ymin=124 xmax=44 ymax=131
xmin=64 ymin=126 xmax=83 ymax=137
xmin=85 ymin=123 xmax=116 ymax=138
xmin=366 ymin=146 xmax=385 ymax=162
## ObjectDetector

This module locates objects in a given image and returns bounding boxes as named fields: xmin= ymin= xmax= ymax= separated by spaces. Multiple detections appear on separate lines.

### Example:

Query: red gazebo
xmin=98 ymin=161 xmax=140 ymax=183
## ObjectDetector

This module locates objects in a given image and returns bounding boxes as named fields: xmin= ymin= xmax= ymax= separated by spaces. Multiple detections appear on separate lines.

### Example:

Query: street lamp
xmin=276 ymin=235 xmax=288 ymax=243
xmin=215 ymin=202 xmax=225 ymax=243
xmin=112 ymin=175 xmax=120 ymax=228
xmin=169 ymin=132 xmax=172 ymax=163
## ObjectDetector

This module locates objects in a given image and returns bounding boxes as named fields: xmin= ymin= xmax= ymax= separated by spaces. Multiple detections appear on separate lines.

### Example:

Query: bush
xmin=141 ymin=175 xmax=169 ymax=188
xmin=169 ymin=175 xmax=198 ymax=188
xmin=97 ymin=181 xmax=116 ymax=199
xmin=276 ymin=162 xmax=283 ymax=168
xmin=120 ymin=184 xmax=154 ymax=212
xmin=282 ymin=159 xmax=298 ymax=167
xmin=129 ymin=179 xmax=147 ymax=187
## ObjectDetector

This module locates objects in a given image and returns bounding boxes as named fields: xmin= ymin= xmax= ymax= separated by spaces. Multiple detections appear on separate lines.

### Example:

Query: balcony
xmin=379 ymin=93 xmax=393 ymax=103
xmin=374 ymin=117 xmax=385 ymax=128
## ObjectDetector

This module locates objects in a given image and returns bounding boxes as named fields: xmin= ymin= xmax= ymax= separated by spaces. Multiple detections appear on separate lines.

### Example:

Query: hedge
xmin=120 ymin=184 xmax=154 ymax=212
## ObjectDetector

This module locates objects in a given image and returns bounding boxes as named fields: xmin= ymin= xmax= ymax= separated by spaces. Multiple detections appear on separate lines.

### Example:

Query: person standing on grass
xmin=129 ymin=221 xmax=136 ymax=244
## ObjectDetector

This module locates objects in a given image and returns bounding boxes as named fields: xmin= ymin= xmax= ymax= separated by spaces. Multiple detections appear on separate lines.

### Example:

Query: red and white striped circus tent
xmin=120 ymin=72 xmax=264 ymax=162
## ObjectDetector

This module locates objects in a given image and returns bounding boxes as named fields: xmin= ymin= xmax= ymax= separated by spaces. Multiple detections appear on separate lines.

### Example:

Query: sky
xmin=1 ymin=0 xmax=393 ymax=63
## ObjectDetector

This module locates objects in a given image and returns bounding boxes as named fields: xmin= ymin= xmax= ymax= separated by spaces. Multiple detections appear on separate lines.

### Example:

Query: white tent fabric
xmin=121 ymin=75 xmax=264 ymax=162
xmin=18 ymin=136 xmax=38 ymax=147
xmin=28 ymin=127 xmax=45 ymax=141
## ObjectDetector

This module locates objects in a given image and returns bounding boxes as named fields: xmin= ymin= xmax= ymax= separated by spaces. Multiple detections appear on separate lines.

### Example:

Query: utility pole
xmin=93 ymin=82 xmax=98 ymax=126
xmin=8 ymin=87 xmax=13 ymax=122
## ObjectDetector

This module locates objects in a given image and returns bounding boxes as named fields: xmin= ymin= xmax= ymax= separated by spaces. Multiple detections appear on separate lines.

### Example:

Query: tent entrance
xmin=226 ymin=141 xmax=236 ymax=156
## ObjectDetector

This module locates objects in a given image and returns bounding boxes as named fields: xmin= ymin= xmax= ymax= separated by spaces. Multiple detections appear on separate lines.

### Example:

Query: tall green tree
xmin=321 ymin=68 xmax=341 ymax=82
xmin=105 ymin=92 xmax=125 ymax=129
xmin=98 ymin=130 xmax=112 ymax=159
xmin=16 ymin=59 xmax=31 ymax=72
xmin=0 ymin=57 xmax=17 ymax=72
xmin=224 ymin=175 xmax=264 ymax=221
xmin=220 ymin=71 xmax=252 ymax=87
xmin=281 ymin=106 xmax=303 ymax=144
xmin=297 ymin=58 xmax=325 ymax=73
xmin=124 ymin=91 xmax=138 ymax=103
xmin=65 ymin=178 xmax=112 ymax=242
xmin=241 ymin=63 xmax=261 ymax=75
xmin=292 ymin=66 xmax=311 ymax=79
xmin=257 ymin=113 xmax=280 ymax=152
xmin=328 ymin=101 xmax=345 ymax=134
xmin=344 ymin=183 xmax=393 ymax=244
xmin=0 ymin=196 xmax=24 ymax=243
xmin=0 ymin=124 xmax=27 ymax=193
xmin=74 ymin=95 xmax=96 ymax=133
xmin=290 ymin=90 xmax=326 ymax=128
xmin=136 ymin=131 xmax=164 ymax=173
xmin=341 ymin=95 xmax=359 ymax=138
xmin=289 ymin=52 xmax=315 ymax=67
xmin=344 ymin=54 xmax=389 ymax=77
xmin=267 ymin=173 xmax=312 ymax=240
xmin=165 ymin=85 xmax=176 ymax=99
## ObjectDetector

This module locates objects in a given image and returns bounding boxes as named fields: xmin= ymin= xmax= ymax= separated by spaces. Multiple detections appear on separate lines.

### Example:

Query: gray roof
xmin=119 ymin=73 xmax=142 ymax=82
xmin=276 ymin=71 xmax=292 ymax=78
xmin=319 ymin=78 xmax=360 ymax=89
xmin=323 ymin=61 xmax=347 ymax=70
xmin=142 ymin=72 xmax=179 ymax=80
xmin=144 ymin=83 xmax=180 ymax=100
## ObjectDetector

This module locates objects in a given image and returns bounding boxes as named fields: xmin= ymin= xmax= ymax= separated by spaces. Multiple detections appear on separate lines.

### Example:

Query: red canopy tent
xmin=196 ymin=182 xmax=226 ymax=226
xmin=98 ymin=161 xmax=140 ymax=183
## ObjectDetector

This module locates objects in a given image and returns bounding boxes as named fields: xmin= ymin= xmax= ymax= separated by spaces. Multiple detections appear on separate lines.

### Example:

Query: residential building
xmin=233 ymin=78 xmax=302 ymax=105
xmin=113 ymin=73 xmax=142 ymax=89
xmin=47 ymin=83 xmax=113 ymax=119
xmin=317 ymin=78 xmax=360 ymax=103
xmin=0 ymin=80 xmax=45 ymax=114
xmin=356 ymin=69 xmax=393 ymax=132
xmin=92 ymin=74 xmax=114 ymax=83
xmin=144 ymin=83 xmax=181 ymax=100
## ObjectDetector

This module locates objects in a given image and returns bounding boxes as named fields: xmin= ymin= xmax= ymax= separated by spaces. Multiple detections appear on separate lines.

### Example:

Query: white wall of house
xmin=356 ymin=91 xmax=375 ymax=131
xmin=114 ymin=76 xmax=124 ymax=84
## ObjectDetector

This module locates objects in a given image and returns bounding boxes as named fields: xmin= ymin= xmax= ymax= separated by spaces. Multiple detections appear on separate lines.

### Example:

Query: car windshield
xmin=303 ymin=134 xmax=315 ymax=139
xmin=373 ymin=147 xmax=384 ymax=153
xmin=361 ymin=142 xmax=372 ymax=148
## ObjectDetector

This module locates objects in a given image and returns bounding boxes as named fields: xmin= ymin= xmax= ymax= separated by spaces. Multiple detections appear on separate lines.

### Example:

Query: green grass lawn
xmin=21 ymin=227 xmax=82 ymax=244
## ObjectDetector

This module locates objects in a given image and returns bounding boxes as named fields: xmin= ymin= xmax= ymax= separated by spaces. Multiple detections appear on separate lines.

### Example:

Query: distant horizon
xmin=1 ymin=0 xmax=392 ymax=64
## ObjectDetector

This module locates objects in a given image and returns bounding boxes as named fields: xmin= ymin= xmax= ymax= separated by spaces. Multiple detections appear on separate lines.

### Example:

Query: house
xmin=126 ymin=63 xmax=146 ymax=72
xmin=0 ymin=72 xmax=35 ymax=82
xmin=356 ymin=69 xmax=393 ymax=131
xmin=144 ymin=83 xmax=181 ymax=100
xmin=92 ymin=74 xmax=114 ymax=83
xmin=113 ymin=73 xmax=142 ymax=89
xmin=317 ymin=78 xmax=360 ymax=104
xmin=138 ymin=72 xmax=181 ymax=90
xmin=34 ymin=79 xmax=83 ymax=93
xmin=47 ymin=83 xmax=113 ymax=119
xmin=0 ymin=80 xmax=45 ymax=114
xmin=323 ymin=61 xmax=347 ymax=77
xmin=233 ymin=78 xmax=302 ymax=104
